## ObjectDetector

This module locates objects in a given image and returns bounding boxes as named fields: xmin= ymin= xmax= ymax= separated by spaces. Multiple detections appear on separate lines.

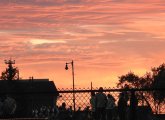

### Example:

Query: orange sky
xmin=0 ymin=0 xmax=165 ymax=88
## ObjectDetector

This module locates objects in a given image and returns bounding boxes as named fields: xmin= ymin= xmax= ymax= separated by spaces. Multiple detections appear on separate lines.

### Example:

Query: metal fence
xmin=57 ymin=88 xmax=165 ymax=115
xmin=0 ymin=88 xmax=164 ymax=119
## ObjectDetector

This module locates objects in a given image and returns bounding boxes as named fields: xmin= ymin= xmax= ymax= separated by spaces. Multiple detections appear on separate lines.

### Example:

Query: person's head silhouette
xmin=98 ymin=87 xmax=104 ymax=93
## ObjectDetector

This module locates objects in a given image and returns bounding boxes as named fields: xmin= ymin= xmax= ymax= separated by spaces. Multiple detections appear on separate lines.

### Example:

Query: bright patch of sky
xmin=30 ymin=39 xmax=66 ymax=45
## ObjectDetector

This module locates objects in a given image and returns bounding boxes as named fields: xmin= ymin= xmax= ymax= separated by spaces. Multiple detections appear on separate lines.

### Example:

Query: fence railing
xmin=57 ymin=88 xmax=165 ymax=115
xmin=0 ymin=88 xmax=164 ymax=119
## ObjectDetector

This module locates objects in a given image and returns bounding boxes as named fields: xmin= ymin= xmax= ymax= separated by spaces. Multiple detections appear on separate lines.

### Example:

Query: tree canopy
xmin=117 ymin=63 xmax=165 ymax=113
xmin=0 ymin=61 xmax=19 ymax=80
xmin=117 ymin=72 xmax=153 ymax=89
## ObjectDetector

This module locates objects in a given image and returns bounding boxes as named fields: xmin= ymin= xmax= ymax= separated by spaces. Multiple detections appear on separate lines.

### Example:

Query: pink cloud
xmin=0 ymin=0 xmax=165 ymax=88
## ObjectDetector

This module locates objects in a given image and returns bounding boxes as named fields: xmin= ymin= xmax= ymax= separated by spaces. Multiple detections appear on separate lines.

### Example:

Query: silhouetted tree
xmin=117 ymin=72 xmax=153 ymax=108
xmin=117 ymin=64 xmax=165 ymax=114
xmin=0 ymin=62 xmax=19 ymax=81
xmin=117 ymin=72 xmax=141 ymax=89
xmin=117 ymin=71 xmax=153 ymax=89
xmin=151 ymin=64 xmax=165 ymax=114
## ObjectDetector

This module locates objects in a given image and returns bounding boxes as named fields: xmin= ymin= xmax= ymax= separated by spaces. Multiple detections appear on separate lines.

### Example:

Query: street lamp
xmin=65 ymin=60 xmax=76 ymax=112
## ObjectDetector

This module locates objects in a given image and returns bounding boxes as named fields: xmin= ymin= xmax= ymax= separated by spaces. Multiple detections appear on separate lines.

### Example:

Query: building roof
xmin=0 ymin=79 xmax=59 ymax=95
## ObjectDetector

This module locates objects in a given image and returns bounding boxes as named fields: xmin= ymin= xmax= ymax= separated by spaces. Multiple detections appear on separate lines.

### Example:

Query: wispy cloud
xmin=30 ymin=39 xmax=66 ymax=45
xmin=0 ymin=0 xmax=165 ymax=87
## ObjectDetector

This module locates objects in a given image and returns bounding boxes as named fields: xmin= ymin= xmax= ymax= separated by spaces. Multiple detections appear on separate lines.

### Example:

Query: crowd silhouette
xmin=89 ymin=87 xmax=130 ymax=120
xmin=29 ymin=87 xmax=141 ymax=120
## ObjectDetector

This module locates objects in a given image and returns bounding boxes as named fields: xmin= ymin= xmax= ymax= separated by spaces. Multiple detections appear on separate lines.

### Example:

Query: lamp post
xmin=65 ymin=60 xmax=76 ymax=112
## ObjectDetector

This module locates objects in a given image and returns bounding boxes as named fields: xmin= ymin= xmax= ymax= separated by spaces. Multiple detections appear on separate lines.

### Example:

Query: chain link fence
xmin=0 ymin=88 xmax=164 ymax=119
xmin=57 ymin=88 xmax=165 ymax=115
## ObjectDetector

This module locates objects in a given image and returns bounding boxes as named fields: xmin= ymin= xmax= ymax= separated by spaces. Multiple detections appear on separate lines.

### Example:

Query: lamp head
xmin=65 ymin=63 xmax=68 ymax=70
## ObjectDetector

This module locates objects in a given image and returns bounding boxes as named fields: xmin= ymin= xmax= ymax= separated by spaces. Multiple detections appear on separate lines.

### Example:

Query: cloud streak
xmin=0 ymin=0 xmax=165 ymax=88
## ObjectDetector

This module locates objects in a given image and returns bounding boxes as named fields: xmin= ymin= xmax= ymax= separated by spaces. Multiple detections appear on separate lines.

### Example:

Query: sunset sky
xmin=0 ymin=0 xmax=165 ymax=88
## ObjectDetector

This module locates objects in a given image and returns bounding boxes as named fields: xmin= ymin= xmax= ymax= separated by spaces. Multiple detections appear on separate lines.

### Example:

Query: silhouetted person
xmin=62 ymin=102 xmax=67 ymax=110
xmin=58 ymin=102 xmax=71 ymax=120
xmin=106 ymin=94 xmax=116 ymax=120
xmin=90 ymin=92 xmax=96 ymax=120
xmin=95 ymin=87 xmax=107 ymax=120
xmin=118 ymin=92 xmax=127 ymax=120
xmin=84 ymin=106 xmax=90 ymax=120
xmin=68 ymin=106 xmax=73 ymax=118
xmin=51 ymin=105 xmax=59 ymax=120
xmin=2 ymin=96 xmax=16 ymax=118
xmin=130 ymin=91 xmax=138 ymax=120
xmin=0 ymin=98 xmax=3 ymax=116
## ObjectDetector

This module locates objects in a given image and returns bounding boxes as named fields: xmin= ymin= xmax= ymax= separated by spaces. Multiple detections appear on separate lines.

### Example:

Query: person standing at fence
xmin=90 ymin=92 xmax=96 ymax=120
xmin=58 ymin=102 xmax=71 ymax=120
xmin=118 ymin=92 xmax=128 ymax=120
xmin=129 ymin=91 xmax=138 ymax=120
xmin=106 ymin=94 xmax=116 ymax=120
xmin=95 ymin=87 xmax=107 ymax=120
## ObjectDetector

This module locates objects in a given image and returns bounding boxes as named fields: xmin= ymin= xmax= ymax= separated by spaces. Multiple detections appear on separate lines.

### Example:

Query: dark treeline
xmin=117 ymin=63 xmax=165 ymax=114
